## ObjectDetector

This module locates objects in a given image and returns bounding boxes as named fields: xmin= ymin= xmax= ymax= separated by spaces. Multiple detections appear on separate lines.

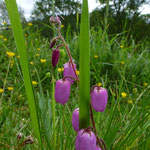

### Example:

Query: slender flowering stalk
xmin=57 ymin=29 xmax=79 ymax=81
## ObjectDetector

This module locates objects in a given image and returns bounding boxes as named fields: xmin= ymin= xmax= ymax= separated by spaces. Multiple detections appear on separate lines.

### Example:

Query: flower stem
xmin=57 ymin=29 xmax=79 ymax=81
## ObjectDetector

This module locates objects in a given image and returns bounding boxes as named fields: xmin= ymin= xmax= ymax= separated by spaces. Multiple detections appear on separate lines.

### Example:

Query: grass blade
xmin=79 ymin=0 xmax=90 ymax=129
xmin=5 ymin=0 xmax=42 ymax=148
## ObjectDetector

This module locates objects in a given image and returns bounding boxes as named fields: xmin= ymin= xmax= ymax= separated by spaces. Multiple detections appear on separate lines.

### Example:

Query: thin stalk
xmin=0 ymin=58 xmax=11 ymax=102
xmin=57 ymin=29 xmax=79 ymax=81
xmin=52 ymin=74 xmax=56 ymax=148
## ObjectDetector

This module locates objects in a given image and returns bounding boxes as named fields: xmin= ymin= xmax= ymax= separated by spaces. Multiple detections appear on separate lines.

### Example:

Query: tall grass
xmin=5 ymin=0 xmax=42 ymax=148
xmin=79 ymin=0 xmax=90 ymax=129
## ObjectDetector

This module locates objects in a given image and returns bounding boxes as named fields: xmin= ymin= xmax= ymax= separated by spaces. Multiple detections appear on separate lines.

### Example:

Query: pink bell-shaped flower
xmin=72 ymin=108 xmax=79 ymax=132
xmin=63 ymin=62 xmax=76 ymax=84
xmin=75 ymin=129 xmax=96 ymax=150
xmin=55 ymin=79 xmax=71 ymax=105
xmin=91 ymin=87 xmax=108 ymax=112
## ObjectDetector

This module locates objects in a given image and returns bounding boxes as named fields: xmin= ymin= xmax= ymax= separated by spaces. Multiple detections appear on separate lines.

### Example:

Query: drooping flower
xmin=72 ymin=108 xmax=79 ymax=132
xmin=91 ymin=87 xmax=108 ymax=112
xmin=55 ymin=79 xmax=71 ymax=105
xmin=75 ymin=129 xmax=97 ymax=150
xmin=52 ymin=49 xmax=60 ymax=67
xmin=63 ymin=62 xmax=76 ymax=84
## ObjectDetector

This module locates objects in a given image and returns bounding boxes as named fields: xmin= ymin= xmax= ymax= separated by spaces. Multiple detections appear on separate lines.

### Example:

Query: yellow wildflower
xmin=120 ymin=45 xmax=124 ymax=48
xmin=30 ymin=62 xmax=34 ymax=65
xmin=121 ymin=92 xmax=127 ymax=98
xmin=24 ymin=34 xmax=28 ymax=37
xmin=36 ymin=54 xmax=40 ymax=57
xmin=61 ymin=67 xmax=64 ymax=72
xmin=143 ymin=82 xmax=148 ymax=87
xmin=98 ymin=82 xmax=102 ymax=87
xmin=37 ymin=48 xmax=40 ymax=51
xmin=32 ymin=81 xmax=38 ymax=85
xmin=94 ymin=55 xmax=98 ymax=59
xmin=61 ymin=24 xmax=64 ymax=28
xmin=17 ymin=55 xmax=20 ymax=59
xmin=6 ymin=52 xmax=15 ymax=58
xmin=7 ymin=87 xmax=13 ymax=91
xmin=8 ymin=26 xmax=11 ymax=29
xmin=58 ymin=68 xmax=62 ymax=73
xmin=3 ymin=22 xmax=6 ymax=25
xmin=40 ymin=59 xmax=46 ymax=63
xmin=128 ymin=100 xmax=133 ymax=104
xmin=121 ymin=61 xmax=125 ymax=65
xmin=76 ymin=70 xmax=80 ymax=75
xmin=0 ymin=89 xmax=4 ymax=93
xmin=4 ymin=38 xmax=7 ymax=41
xmin=0 ymin=35 xmax=4 ymax=38
xmin=28 ymin=22 xmax=33 ymax=26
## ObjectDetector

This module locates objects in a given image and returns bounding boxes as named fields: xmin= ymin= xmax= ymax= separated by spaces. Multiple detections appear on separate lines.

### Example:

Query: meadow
xmin=0 ymin=0 xmax=150 ymax=150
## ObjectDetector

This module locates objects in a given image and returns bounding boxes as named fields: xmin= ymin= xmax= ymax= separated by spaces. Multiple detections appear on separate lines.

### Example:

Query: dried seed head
xmin=17 ymin=133 xmax=22 ymax=140
xmin=24 ymin=136 xmax=34 ymax=144
xmin=52 ymin=49 xmax=60 ymax=67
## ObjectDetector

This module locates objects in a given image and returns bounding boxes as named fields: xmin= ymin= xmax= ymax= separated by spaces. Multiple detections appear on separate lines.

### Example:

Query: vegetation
xmin=0 ymin=0 xmax=150 ymax=149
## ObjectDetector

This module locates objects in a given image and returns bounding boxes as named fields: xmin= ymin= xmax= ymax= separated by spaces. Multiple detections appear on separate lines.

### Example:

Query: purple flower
xmin=72 ymin=108 xmax=79 ymax=132
xmin=75 ymin=129 xmax=96 ymax=150
xmin=52 ymin=49 xmax=59 ymax=67
xmin=91 ymin=87 xmax=108 ymax=112
xmin=55 ymin=79 xmax=71 ymax=105
xmin=55 ymin=16 xmax=61 ymax=25
xmin=50 ymin=38 xmax=56 ymax=49
xmin=63 ymin=62 xmax=76 ymax=84
xmin=95 ymin=145 xmax=101 ymax=150
xmin=50 ymin=16 xmax=55 ymax=23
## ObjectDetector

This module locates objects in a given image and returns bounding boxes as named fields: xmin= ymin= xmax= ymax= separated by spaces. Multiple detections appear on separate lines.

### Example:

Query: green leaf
xmin=5 ymin=0 xmax=42 ymax=148
xmin=79 ymin=0 xmax=90 ymax=129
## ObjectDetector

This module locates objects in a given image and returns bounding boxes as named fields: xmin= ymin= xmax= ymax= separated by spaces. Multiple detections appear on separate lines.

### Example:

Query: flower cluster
xmin=50 ymin=16 xmax=108 ymax=150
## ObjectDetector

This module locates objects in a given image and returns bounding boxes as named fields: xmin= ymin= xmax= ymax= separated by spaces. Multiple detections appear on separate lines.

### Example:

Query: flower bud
xmin=55 ymin=79 xmax=71 ymax=105
xmin=91 ymin=87 xmax=108 ymax=112
xmin=55 ymin=16 xmax=61 ymax=25
xmin=52 ymin=49 xmax=60 ymax=67
xmin=75 ymin=129 xmax=96 ymax=150
xmin=50 ymin=38 xmax=56 ymax=49
xmin=50 ymin=16 xmax=55 ymax=23
xmin=72 ymin=108 xmax=79 ymax=132
xmin=63 ymin=62 xmax=76 ymax=84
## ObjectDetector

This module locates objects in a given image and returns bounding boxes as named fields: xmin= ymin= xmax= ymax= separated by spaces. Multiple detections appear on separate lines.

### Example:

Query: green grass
xmin=0 ymin=1 xmax=150 ymax=149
